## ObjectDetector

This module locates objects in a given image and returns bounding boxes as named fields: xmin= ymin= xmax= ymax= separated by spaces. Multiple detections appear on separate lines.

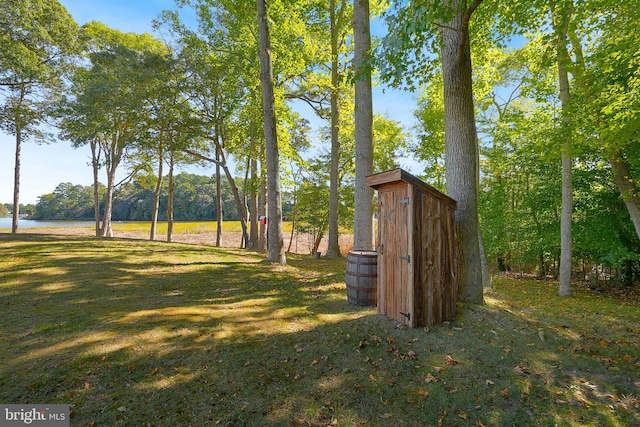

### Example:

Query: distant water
xmin=0 ymin=217 xmax=94 ymax=229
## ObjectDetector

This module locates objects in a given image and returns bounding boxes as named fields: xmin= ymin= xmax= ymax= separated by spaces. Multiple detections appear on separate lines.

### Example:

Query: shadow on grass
xmin=0 ymin=234 xmax=638 ymax=426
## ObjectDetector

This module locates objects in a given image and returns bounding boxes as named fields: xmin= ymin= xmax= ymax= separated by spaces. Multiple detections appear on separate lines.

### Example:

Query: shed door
xmin=378 ymin=185 xmax=411 ymax=325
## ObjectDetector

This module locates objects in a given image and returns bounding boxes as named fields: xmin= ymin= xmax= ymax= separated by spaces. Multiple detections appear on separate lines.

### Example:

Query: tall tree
xmin=553 ymin=0 xmax=573 ymax=296
xmin=325 ymin=0 xmax=351 ymax=258
xmin=59 ymin=22 xmax=167 ymax=237
xmin=0 ymin=0 xmax=80 ymax=233
xmin=257 ymin=0 xmax=286 ymax=264
xmin=352 ymin=0 xmax=374 ymax=251
xmin=570 ymin=1 xmax=640 ymax=243
xmin=440 ymin=0 xmax=484 ymax=303
xmin=381 ymin=0 xmax=485 ymax=303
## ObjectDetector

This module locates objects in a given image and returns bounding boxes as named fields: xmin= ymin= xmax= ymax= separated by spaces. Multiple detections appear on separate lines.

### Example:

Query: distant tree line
xmin=31 ymin=173 xmax=247 ymax=221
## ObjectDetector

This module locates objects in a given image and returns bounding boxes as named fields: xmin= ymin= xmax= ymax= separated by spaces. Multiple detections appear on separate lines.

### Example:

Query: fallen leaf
xmin=357 ymin=340 xmax=369 ymax=350
xmin=445 ymin=355 xmax=459 ymax=365
xmin=418 ymin=388 xmax=430 ymax=398
xmin=292 ymin=417 xmax=306 ymax=425
xmin=485 ymin=379 xmax=495 ymax=386
xmin=599 ymin=341 xmax=609 ymax=348
xmin=500 ymin=388 xmax=509 ymax=398
xmin=424 ymin=373 xmax=438 ymax=383
xmin=458 ymin=412 xmax=468 ymax=420
xmin=127 ymin=364 xmax=136 ymax=373
xmin=117 ymin=406 xmax=127 ymax=412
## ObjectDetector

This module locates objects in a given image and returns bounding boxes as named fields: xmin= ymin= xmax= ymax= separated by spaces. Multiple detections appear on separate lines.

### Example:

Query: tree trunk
xmin=313 ymin=231 xmax=324 ymax=255
xmin=150 ymin=147 xmax=164 ymax=241
xmin=555 ymin=1 xmax=573 ymax=297
xmin=248 ymin=156 xmax=259 ymax=249
xmin=441 ymin=0 xmax=484 ymax=304
xmin=352 ymin=0 xmax=374 ymax=251
xmin=101 ymin=170 xmax=115 ymax=238
xmin=326 ymin=0 xmax=342 ymax=258
xmin=259 ymin=174 xmax=267 ymax=251
xmin=12 ymin=130 xmax=21 ymax=234
xmin=216 ymin=145 xmax=223 ymax=247
xmin=185 ymin=146 xmax=249 ymax=245
xmin=167 ymin=152 xmax=175 ymax=243
xmin=221 ymin=157 xmax=248 ymax=248
xmin=609 ymin=151 xmax=640 ymax=241
xmin=257 ymin=0 xmax=286 ymax=264
xmin=91 ymin=140 xmax=101 ymax=236
xmin=479 ymin=229 xmax=492 ymax=289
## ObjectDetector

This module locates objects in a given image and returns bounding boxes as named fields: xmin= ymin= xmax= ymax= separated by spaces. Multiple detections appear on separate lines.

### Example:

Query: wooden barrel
xmin=346 ymin=250 xmax=378 ymax=306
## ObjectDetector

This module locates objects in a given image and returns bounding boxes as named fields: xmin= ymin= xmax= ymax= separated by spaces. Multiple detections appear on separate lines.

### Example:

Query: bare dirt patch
xmin=13 ymin=226 xmax=354 ymax=256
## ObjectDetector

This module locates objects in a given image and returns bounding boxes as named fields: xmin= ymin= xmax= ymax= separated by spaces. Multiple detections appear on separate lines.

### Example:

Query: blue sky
xmin=0 ymin=0 xmax=419 ymax=205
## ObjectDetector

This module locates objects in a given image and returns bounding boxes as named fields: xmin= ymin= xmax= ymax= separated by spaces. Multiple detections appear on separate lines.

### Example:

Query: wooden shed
xmin=367 ymin=168 xmax=458 ymax=327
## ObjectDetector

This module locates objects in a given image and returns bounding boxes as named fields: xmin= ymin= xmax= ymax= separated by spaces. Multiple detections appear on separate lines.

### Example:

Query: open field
xmin=0 ymin=234 xmax=639 ymax=426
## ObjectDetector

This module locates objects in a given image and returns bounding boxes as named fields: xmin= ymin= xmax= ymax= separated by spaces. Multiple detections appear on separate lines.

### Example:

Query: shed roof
xmin=366 ymin=168 xmax=457 ymax=208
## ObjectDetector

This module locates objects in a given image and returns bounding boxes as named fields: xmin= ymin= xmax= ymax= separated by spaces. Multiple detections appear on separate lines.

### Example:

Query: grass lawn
xmin=0 ymin=234 xmax=638 ymax=426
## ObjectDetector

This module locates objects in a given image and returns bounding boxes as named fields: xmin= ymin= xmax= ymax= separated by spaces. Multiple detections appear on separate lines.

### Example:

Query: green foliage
xmin=0 ymin=0 xmax=81 ymax=141
xmin=33 ymin=182 xmax=101 ymax=220
xmin=32 ymin=173 xmax=247 ymax=222
xmin=407 ymin=5 xmax=640 ymax=273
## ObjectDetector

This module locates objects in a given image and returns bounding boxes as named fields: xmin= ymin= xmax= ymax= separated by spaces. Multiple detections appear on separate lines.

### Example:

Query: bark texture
xmin=441 ymin=0 xmax=484 ymax=303
xmin=352 ymin=0 xmax=374 ymax=251
xmin=257 ymin=0 xmax=286 ymax=264
xmin=326 ymin=0 xmax=342 ymax=258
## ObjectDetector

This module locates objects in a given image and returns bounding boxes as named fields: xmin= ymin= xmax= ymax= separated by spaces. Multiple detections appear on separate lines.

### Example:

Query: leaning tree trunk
xmin=609 ymin=151 xmax=640 ymax=241
xmin=441 ymin=0 xmax=484 ymax=304
xmin=257 ymin=0 xmax=286 ymax=264
xmin=352 ymin=0 xmax=374 ymax=251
